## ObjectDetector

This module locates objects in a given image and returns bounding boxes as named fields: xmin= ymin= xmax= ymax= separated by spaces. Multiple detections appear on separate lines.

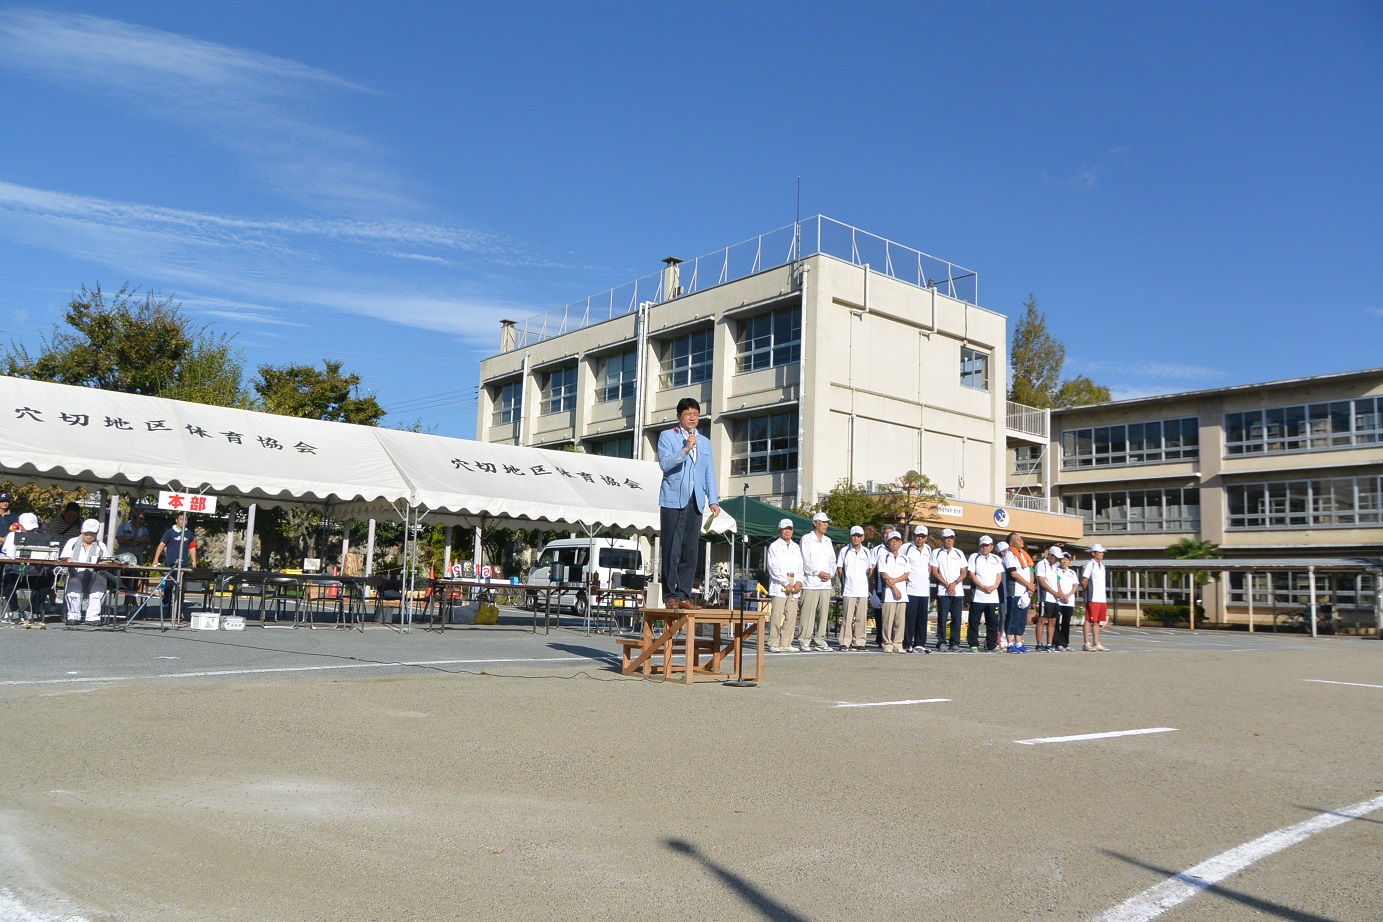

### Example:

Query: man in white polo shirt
xmin=836 ymin=526 xmax=873 ymax=651
xmin=930 ymin=528 xmax=967 ymax=651
xmin=765 ymin=518 xmax=804 ymax=653
xmin=1081 ymin=543 xmax=1110 ymax=651
xmin=795 ymin=511 xmax=835 ymax=652
xmin=967 ymin=535 xmax=1005 ymax=653
xmin=902 ymin=525 xmax=932 ymax=653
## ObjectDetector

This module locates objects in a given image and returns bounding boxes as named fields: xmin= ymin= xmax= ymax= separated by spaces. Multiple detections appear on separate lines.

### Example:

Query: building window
xmin=1225 ymin=397 xmax=1383 ymax=456
xmin=1061 ymin=418 xmax=1199 ymax=469
xmin=960 ymin=347 xmax=989 ymax=391
xmin=735 ymin=308 xmax=801 ymax=373
xmin=1111 ymin=570 xmax=1191 ymax=606
xmin=730 ymin=410 xmax=799 ymax=476
xmin=1228 ymin=571 xmax=1376 ymax=612
xmin=1062 ymin=487 xmax=1201 ymax=533
xmin=658 ymin=328 xmax=713 ymax=390
xmin=491 ymin=380 xmax=522 ymax=426
xmin=589 ymin=435 xmax=634 ymax=459
xmin=1226 ymin=475 xmax=1383 ymax=529
xmin=1012 ymin=445 xmax=1042 ymax=475
xmin=595 ymin=351 xmax=637 ymax=403
xmin=541 ymin=366 xmax=577 ymax=415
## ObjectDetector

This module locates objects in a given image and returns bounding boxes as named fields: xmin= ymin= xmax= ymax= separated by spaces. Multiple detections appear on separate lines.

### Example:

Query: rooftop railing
xmin=506 ymin=215 xmax=978 ymax=351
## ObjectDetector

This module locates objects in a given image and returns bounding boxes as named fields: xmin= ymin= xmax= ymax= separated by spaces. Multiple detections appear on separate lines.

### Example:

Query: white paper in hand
xmin=702 ymin=509 xmax=737 ymax=536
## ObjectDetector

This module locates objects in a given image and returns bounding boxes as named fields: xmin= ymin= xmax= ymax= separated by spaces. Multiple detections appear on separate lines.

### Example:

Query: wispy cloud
xmin=1077 ymin=359 xmax=1229 ymax=382
xmin=1068 ymin=146 xmax=1129 ymax=190
xmin=1369 ymin=307 xmax=1383 ymax=318
xmin=0 ymin=180 xmax=538 ymax=343
xmin=0 ymin=9 xmax=402 ymax=211
xmin=387 ymin=252 xmax=451 ymax=265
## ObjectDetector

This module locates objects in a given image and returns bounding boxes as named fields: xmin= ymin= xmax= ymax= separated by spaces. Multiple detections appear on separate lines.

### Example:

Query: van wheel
xmin=574 ymin=593 xmax=588 ymax=619
xmin=525 ymin=591 xmax=538 ymax=611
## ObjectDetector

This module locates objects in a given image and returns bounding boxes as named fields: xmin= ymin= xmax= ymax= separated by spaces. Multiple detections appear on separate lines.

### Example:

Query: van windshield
xmin=599 ymin=548 xmax=641 ymax=570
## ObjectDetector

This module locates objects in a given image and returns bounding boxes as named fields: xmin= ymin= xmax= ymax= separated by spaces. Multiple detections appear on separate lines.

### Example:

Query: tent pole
xmin=649 ymin=534 xmax=662 ymax=609
xmin=365 ymin=519 xmax=376 ymax=577
xmin=443 ymin=528 xmax=452 ymax=577
xmin=473 ymin=526 xmax=482 ymax=574
xmin=341 ymin=531 xmax=350 ymax=575
xmin=704 ymin=540 xmax=711 ymax=607
xmin=242 ymin=504 xmax=257 ymax=570
xmin=104 ymin=494 xmax=120 ymax=556
xmin=223 ymin=503 xmax=236 ymax=569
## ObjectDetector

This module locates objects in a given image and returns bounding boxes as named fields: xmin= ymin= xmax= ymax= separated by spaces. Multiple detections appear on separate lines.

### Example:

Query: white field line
xmin=1095 ymin=793 xmax=1383 ymax=922
xmin=1305 ymin=679 xmax=1383 ymax=690
xmin=1016 ymin=727 xmax=1177 ymax=746
xmin=0 ymin=655 xmax=600 ymax=687
xmin=833 ymin=698 xmax=951 ymax=708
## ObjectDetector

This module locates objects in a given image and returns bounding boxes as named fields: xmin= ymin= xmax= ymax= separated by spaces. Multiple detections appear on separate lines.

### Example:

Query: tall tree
xmin=5 ymin=282 xmax=250 ymax=406
xmin=812 ymin=478 xmax=893 ymax=531
xmin=1008 ymin=294 xmax=1065 ymax=407
xmin=1008 ymin=294 xmax=1112 ymax=408
xmin=254 ymin=360 xmax=385 ymax=425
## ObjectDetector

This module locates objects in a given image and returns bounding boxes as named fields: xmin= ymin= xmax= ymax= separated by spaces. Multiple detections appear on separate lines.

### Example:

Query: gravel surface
xmin=1 ymin=620 xmax=1379 ymax=921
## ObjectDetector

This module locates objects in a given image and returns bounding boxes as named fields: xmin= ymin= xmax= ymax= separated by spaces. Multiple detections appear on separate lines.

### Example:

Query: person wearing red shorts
xmin=1081 ymin=543 xmax=1109 ymax=651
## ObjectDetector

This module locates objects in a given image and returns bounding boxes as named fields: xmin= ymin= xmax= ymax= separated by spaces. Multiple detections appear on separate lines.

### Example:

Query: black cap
xmin=0 ymin=492 xmax=9 ymax=502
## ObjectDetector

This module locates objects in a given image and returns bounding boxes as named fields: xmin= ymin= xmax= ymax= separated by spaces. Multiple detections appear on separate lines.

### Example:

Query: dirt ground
xmin=1 ymin=621 xmax=1380 ymax=921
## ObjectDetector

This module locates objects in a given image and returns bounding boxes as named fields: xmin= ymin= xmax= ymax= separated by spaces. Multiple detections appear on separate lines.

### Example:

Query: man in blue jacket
xmin=657 ymin=397 xmax=721 ymax=609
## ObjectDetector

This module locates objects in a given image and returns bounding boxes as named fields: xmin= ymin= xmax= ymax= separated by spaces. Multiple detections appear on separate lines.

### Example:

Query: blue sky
xmin=1 ymin=1 xmax=1379 ymax=437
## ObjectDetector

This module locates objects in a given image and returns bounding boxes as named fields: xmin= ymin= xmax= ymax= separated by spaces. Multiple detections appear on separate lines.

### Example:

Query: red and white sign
xmin=480 ymin=565 xmax=493 ymax=579
xmin=157 ymin=491 xmax=219 ymax=514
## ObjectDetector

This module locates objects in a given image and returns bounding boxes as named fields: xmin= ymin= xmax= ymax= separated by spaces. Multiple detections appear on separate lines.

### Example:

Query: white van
xmin=525 ymin=537 xmax=647 ymax=618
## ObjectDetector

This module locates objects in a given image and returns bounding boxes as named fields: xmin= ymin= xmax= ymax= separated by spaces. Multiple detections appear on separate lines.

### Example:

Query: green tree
xmin=1165 ymin=537 xmax=1220 ymax=627
xmin=1054 ymin=374 xmax=1112 ymax=408
xmin=887 ymin=470 xmax=946 ymax=530
xmin=1008 ymin=294 xmax=1065 ymax=406
xmin=812 ymin=478 xmax=893 ymax=531
xmin=4 ymin=282 xmax=250 ymax=407
xmin=1008 ymin=294 xmax=1112 ymax=408
xmin=254 ymin=360 xmax=385 ymax=425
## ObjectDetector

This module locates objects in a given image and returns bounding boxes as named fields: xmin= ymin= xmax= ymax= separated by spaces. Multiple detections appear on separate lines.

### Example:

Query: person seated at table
xmin=115 ymin=511 xmax=152 ymax=564
xmin=2 ymin=513 xmax=57 ymax=622
xmin=46 ymin=501 xmax=83 ymax=540
xmin=151 ymin=512 xmax=198 ymax=616
xmin=61 ymin=518 xmax=110 ymax=624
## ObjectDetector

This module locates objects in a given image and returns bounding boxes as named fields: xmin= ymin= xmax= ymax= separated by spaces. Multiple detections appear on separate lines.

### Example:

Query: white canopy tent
xmin=0 ymin=378 xmax=663 ymax=594
xmin=0 ymin=376 xmax=411 ymax=517
xmin=372 ymin=428 xmax=660 ymax=534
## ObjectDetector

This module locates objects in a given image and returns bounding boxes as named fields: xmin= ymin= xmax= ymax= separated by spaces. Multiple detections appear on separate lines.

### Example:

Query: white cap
xmin=777 ymin=518 xmax=794 ymax=531
xmin=1090 ymin=543 xmax=1106 ymax=553
xmin=996 ymin=541 xmax=1009 ymax=553
xmin=979 ymin=535 xmax=993 ymax=545
xmin=1047 ymin=545 xmax=1062 ymax=556
xmin=940 ymin=528 xmax=955 ymax=538
xmin=1059 ymin=550 xmax=1071 ymax=559
xmin=812 ymin=511 xmax=830 ymax=522
xmin=81 ymin=518 xmax=100 ymax=534
xmin=886 ymin=531 xmax=903 ymax=542
xmin=913 ymin=525 xmax=927 ymax=536
xmin=18 ymin=512 xmax=38 ymax=530
xmin=849 ymin=525 xmax=864 ymax=536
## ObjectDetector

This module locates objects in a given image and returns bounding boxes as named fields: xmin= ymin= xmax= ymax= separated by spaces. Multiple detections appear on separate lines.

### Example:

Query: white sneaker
xmin=1083 ymin=642 xmax=1095 ymax=651
xmin=1095 ymin=644 xmax=1109 ymax=651
xmin=815 ymin=644 xmax=834 ymax=652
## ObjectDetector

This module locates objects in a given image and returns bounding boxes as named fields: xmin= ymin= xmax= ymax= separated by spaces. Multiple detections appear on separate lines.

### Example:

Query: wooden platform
xmin=620 ymin=607 xmax=765 ymax=684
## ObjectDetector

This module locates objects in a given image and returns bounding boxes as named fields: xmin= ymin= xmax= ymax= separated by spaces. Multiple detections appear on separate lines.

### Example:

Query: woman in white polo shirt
xmin=835 ymin=526 xmax=873 ymax=651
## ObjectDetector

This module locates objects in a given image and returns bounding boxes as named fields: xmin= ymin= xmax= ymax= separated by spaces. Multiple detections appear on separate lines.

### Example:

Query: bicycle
xmin=1274 ymin=605 xmax=1336 ymax=634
